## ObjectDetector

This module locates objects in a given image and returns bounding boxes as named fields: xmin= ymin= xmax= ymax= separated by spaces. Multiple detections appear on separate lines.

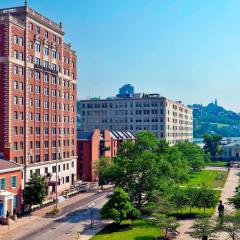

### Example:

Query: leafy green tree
xmin=23 ymin=173 xmax=47 ymax=210
xmin=203 ymin=134 xmax=222 ymax=160
xmin=101 ymin=188 xmax=133 ymax=225
xmin=190 ymin=217 xmax=217 ymax=240
xmin=194 ymin=188 xmax=218 ymax=213
xmin=228 ymin=193 xmax=240 ymax=209
xmin=185 ymin=187 xmax=198 ymax=214
xmin=127 ymin=207 xmax=141 ymax=225
xmin=151 ymin=213 xmax=180 ymax=238
xmin=169 ymin=188 xmax=188 ymax=214
xmin=175 ymin=142 xmax=208 ymax=171
xmin=95 ymin=157 xmax=112 ymax=188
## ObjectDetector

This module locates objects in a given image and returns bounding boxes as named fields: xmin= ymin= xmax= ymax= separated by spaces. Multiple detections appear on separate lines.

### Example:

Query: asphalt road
xmin=12 ymin=190 xmax=111 ymax=240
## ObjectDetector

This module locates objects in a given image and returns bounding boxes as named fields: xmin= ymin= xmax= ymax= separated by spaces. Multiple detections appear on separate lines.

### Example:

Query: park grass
xmin=90 ymin=219 xmax=162 ymax=240
xmin=184 ymin=170 xmax=228 ymax=189
xmin=207 ymin=161 xmax=228 ymax=167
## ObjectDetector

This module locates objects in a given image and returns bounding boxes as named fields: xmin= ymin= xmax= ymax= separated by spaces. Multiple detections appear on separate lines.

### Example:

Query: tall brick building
xmin=0 ymin=3 xmax=77 ymax=194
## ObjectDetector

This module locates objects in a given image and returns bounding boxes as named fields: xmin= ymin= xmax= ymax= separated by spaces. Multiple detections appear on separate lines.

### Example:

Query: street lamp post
xmin=89 ymin=203 xmax=95 ymax=230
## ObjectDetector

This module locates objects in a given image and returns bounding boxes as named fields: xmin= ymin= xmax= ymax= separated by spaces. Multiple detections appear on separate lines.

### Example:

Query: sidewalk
xmin=176 ymin=168 xmax=240 ymax=240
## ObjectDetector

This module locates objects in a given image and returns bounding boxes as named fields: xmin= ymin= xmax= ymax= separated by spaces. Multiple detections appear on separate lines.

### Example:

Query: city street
xmin=0 ymin=190 xmax=111 ymax=240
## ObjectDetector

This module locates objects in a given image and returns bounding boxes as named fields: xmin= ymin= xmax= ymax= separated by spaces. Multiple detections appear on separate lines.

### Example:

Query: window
xmin=44 ymin=141 xmax=49 ymax=148
xmin=52 ymin=34 xmax=56 ymax=42
xmin=45 ymin=167 xmax=48 ymax=174
xmin=66 ymin=176 xmax=69 ymax=183
xmin=19 ymin=112 xmax=24 ymax=120
xmin=52 ymin=166 xmax=56 ymax=173
xmin=29 ymin=22 xmax=33 ymax=31
xmin=44 ymin=30 xmax=48 ymax=38
xmin=36 ymin=141 xmax=40 ymax=148
xmin=44 ymin=127 xmax=49 ymax=135
xmin=35 ymin=71 xmax=40 ymax=80
xmin=44 ymin=60 xmax=49 ymax=68
xmin=44 ymin=73 xmax=49 ymax=82
xmin=35 ymin=43 xmax=41 ymax=52
xmin=10 ymin=176 xmax=17 ymax=188
xmin=36 ymin=26 xmax=40 ymax=34
xmin=20 ymin=37 xmax=24 ymax=46
xmin=14 ymin=35 xmax=18 ymax=44
xmin=35 ymin=156 xmax=40 ymax=163
xmin=19 ymin=97 xmax=23 ymax=106
xmin=35 ymin=85 xmax=40 ymax=94
xmin=14 ymin=65 xmax=18 ymax=74
xmin=35 ymin=168 xmax=40 ymax=175
xmin=35 ymin=127 xmax=40 ymax=135
xmin=29 ymin=84 xmax=33 ymax=92
xmin=13 ymin=142 xmax=18 ymax=150
xmin=52 ymin=76 xmax=56 ymax=84
xmin=19 ymin=82 xmax=23 ymax=91
xmin=44 ymin=154 xmax=49 ymax=161
xmin=13 ymin=111 xmax=18 ymax=120
xmin=14 ymin=80 xmax=18 ymax=89
xmin=35 ymin=113 xmax=40 ymax=121
xmin=30 ymin=55 xmax=33 ymax=63
xmin=13 ymin=50 xmax=18 ymax=59
xmin=13 ymin=126 xmax=18 ymax=135
xmin=44 ymin=101 xmax=49 ymax=109
xmin=19 ymin=52 xmax=24 ymax=61
xmin=19 ymin=127 xmax=23 ymax=135
xmin=0 ymin=178 xmax=6 ymax=190
xmin=35 ymin=99 xmax=40 ymax=108
xmin=52 ymin=49 xmax=57 ymax=59
xmin=44 ymin=114 xmax=49 ymax=122
xmin=13 ymin=96 xmax=18 ymax=105
xmin=35 ymin=57 xmax=40 ymax=65
xmin=44 ymin=87 xmax=49 ymax=96
xmin=44 ymin=46 xmax=49 ymax=55
xmin=19 ymin=67 xmax=24 ymax=76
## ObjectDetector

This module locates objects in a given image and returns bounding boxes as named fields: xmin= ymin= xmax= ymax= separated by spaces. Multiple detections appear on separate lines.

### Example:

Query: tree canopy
xmin=23 ymin=174 xmax=47 ymax=209
xmin=104 ymin=131 xmax=208 ymax=209
xmin=203 ymin=134 xmax=222 ymax=160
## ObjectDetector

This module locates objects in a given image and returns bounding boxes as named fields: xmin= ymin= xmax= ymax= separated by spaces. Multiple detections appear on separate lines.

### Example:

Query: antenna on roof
xmin=24 ymin=0 xmax=28 ymax=6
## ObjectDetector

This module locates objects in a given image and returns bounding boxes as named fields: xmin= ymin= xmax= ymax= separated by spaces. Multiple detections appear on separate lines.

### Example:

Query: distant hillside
xmin=190 ymin=102 xmax=240 ymax=138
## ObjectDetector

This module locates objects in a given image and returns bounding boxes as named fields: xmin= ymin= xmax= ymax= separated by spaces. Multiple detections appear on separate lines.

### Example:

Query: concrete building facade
xmin=80 ymin=94 xmax=193 ymax=144
xmin=0 ymin=4 xmax=77 ymax=194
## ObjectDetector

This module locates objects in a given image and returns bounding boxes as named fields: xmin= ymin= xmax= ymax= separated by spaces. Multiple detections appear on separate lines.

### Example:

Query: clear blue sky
xmin=2 ymin=0 xmax=240 ymax=111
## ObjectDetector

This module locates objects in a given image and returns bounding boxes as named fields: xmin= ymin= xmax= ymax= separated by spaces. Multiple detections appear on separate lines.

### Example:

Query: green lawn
xmin=184 ymin=170 xmax=228 ymax=188
xmin=207 ymin=161 xmax=228 ymax=167
xmin=90 ymin=220 xmax=162 ymax=240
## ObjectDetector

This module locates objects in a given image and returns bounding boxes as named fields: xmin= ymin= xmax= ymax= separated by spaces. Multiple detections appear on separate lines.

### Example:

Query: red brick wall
xmin=0 ymin=169 xmax=22 ymax=212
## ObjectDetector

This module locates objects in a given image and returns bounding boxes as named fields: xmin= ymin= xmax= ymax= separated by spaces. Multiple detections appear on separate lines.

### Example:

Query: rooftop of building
xmin=77 ymin=130 xmax=136 ymax=141
xmin=0 ymin=159 xmax=22 ymax=173
xmin=0 ymin=3 xmax=63 ymax=35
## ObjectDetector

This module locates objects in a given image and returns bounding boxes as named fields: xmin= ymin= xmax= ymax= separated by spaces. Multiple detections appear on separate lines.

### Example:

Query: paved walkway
xmin=176 ymin=168 xmax=240 ymax=240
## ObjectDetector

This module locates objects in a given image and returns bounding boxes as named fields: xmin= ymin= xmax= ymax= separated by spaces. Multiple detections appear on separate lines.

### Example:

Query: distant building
xmin=117 ymin=84 xmax=134 ymax=98
xmin=77 ymin=129 xmax=136 ymax=182
xmin=0 ymin=159 xmax=22 ymax=218
xmin=220 ymin=141 xmax=240 ymax=160
xmin=80 ymin=93 xmax=193 ymax=144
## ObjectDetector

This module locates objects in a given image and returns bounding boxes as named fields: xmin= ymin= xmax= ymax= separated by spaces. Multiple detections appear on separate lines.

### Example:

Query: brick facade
xmin=0 ymin=5 xmax=77 ymax=194
xmin=77 ymin=130 xmax=135 ymax=182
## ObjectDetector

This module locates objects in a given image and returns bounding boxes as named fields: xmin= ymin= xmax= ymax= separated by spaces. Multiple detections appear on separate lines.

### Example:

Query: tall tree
xmin=175 ymin=142 xmax=208 ymax=171
xmin=101 ymin=188 xmax=136 ymax=225
xmin=23 ymin=174 xmax=47 ymax=210
xmin=203 ymin=134 xmax=222 ymax=160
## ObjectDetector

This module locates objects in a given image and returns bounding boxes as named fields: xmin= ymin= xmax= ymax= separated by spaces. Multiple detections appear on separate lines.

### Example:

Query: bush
xmin=46 ymin=208 xmax=60 ymax=216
